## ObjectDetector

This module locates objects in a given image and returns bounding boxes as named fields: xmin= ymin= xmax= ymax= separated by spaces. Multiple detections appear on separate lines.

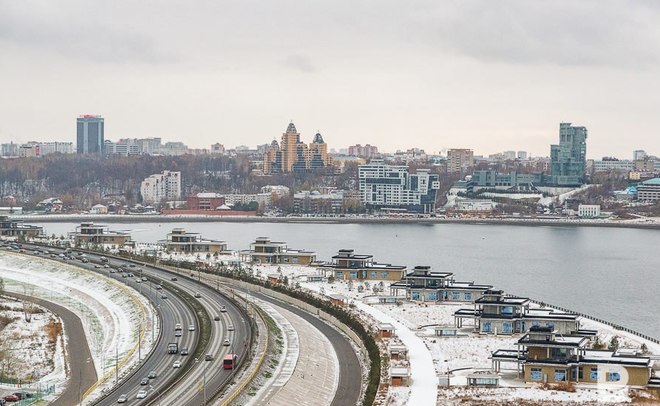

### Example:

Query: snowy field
xmin=0 ymin=252 xmax=157 ymax=403
xmin=0 ymin=299 xmax=64 ymax=387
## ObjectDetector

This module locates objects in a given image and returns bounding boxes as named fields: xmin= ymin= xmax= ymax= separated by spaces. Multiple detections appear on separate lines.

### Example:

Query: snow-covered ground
xmin=0 ymin=252 xmax=157 ymax=403
xmin=0 ymin=299 xmax=64 ymax=383
xmin=233 ymin=263 xmax=660 ymax=405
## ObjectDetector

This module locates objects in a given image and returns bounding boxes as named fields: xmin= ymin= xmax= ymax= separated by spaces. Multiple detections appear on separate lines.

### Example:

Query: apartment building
xmin=140 ymin=170 xmax=182 ymax=204
xmin=263 ymin=122 xmax=332 ymax=174
xmin=358 ymin=159 xmax=440 ymax=213
xmin=447 ymin=149 xmax=474 ymax=173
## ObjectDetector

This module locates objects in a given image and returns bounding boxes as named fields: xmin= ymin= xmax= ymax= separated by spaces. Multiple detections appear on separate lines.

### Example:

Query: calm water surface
xmin=36 ymin=221 xmax=660 ymax=338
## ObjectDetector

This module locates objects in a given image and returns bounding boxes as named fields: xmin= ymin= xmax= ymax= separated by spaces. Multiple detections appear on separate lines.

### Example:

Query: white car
xmin=219 ymin=306 xmax=227 ymax=313
xmin=223 ymin=339 xmax=231 ymax=346
xmin=136 ymin=390 xmax=148 ymax=399
xmin=227 ymin=325 xmax=234 ymax=331
xmin=188 ymin=324 xmax=195 ymax=331
xmin=173 ymin=360 xmax=182 ymax=368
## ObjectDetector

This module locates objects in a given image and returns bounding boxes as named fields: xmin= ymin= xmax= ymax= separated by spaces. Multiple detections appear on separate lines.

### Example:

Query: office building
xmin=76 ymin=115 xmax=104 ymax=154
xmin=637 ymin=178 xmax=660 ymax=202
xmin=140 ymin=170 xmax=182 ymax=204
xmin=359 ymin=159 xmax=440 ymax=213
xmin=447 ymin=149 xmax=474 ymax=173
xmin=550 ymin=123 xmax=588 ymax=186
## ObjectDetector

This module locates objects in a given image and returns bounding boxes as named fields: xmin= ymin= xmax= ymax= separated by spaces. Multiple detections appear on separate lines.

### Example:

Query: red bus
xmin=223 ymin=353 xmax=238 ymax=369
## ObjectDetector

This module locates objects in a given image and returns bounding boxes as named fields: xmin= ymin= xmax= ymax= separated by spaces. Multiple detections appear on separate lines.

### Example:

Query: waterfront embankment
xmin=10 ymin=213 xmax=660 ymax=229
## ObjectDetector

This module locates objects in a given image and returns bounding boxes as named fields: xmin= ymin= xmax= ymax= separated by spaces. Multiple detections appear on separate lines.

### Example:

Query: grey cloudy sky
xmin=1 ymin=0 xmax=659 ymax=158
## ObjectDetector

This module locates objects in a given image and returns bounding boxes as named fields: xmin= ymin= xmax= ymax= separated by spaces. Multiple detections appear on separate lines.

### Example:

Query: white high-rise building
xmin=140 ymin=170 xmax=182 ymax=204
xmin=358 ymin=159 xmax=440 ymax=213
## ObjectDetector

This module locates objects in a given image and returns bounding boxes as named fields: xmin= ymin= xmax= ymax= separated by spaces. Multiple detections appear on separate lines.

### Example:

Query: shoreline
xmin=11 ymin=213 xmax=660 ymax=229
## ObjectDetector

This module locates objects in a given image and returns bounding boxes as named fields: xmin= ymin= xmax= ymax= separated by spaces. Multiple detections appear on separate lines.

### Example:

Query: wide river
xmin=34 ymin=221 xmax=660 ymax=338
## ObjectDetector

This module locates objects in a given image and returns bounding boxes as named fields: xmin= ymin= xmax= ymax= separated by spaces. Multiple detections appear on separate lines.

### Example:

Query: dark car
xmin=171 ymin=277 xmax=178 ymax=281
xmin=2 ymin=395 xmax=19 ymax=402
xmin=140 ymin=377 xmax=149 ymax=385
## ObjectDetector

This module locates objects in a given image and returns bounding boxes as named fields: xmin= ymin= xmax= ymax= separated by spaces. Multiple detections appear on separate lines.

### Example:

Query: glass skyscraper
xmin=76 ymin=115 xmax=104 ymax=154
xmin=550 ymin=123 xmax=587 ymax=186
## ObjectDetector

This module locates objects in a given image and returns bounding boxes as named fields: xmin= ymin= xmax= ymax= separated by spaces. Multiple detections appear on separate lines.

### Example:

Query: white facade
xmin=261 ymin=185 xmax=290 ymax=198
xmin=578 ymin=204 xmax=601 ymax=218
xmin=591 ymin=160 xmax=634 ymax=172
xmin=140 ymin=170 xmax=182 ymax=204
xmin=224 ymin=193 xmax=272 ymax=207
xmin=358 ymin=159 xmax=439 ymax=213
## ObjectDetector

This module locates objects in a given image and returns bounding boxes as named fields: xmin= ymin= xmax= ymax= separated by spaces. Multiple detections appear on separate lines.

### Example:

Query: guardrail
xmin=218 ymin=300 xmax=270 ymax=406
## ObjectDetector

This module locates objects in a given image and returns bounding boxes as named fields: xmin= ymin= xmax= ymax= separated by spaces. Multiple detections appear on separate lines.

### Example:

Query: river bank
xmin=10 ymin=213 xmax=660 ymax=230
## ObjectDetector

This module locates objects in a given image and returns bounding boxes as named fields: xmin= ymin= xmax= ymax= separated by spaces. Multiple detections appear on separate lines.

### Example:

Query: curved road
xmin=6 ymin=292 xmax=98 ymax=406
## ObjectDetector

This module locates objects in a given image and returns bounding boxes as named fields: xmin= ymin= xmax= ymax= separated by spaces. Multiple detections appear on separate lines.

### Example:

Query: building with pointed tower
xmin=263 ymin=122 xmax=332 ymax=174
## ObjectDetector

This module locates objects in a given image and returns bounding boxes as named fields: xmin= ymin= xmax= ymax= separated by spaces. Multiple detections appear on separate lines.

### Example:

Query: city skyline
xmin=2 ymin=1 xmax=660 ymax=158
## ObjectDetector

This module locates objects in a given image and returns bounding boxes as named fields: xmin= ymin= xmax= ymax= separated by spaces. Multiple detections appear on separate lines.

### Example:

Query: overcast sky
xmin=1 ymin=0 xmax=659 ymax=158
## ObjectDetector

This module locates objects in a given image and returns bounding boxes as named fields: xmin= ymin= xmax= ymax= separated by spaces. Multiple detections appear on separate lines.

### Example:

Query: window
xmin=350 ymin=272 xmax=357 ymax=279
xmin=464 ymin=292 xmax=472 ymax=301
xmin=451 ymin=292 xmax=460 ymax=300
xmin=292 ymin=257 xmax=299 ymax=264
xmin=381 ymin=272 xmax=388 ymax=279
xmin=545 ymin=322 xmax=555 ymax=330
xmin=501 ymin=306 xmax=513 ymax=315
xmin=335 ymin=271 xmax=343 ymax=279
xmin=411 ymin=291 xmax=420 ymax=300
xmin=530 ymin=368 xmax=542 ymax=381
xmin=428 ymin=292 xmax=437 ymax=301
xmin=554 ymin=369 xmax=566 ymax=382
xmin=482 ymin=322 xmax=491 ymax=333
xmin=607 ymin=371 xmax=621 ymax=382
xmin=589 ymin=368 xmax=598 ymax=381
xmin=502 ymin=322 xmax=513 ymax=334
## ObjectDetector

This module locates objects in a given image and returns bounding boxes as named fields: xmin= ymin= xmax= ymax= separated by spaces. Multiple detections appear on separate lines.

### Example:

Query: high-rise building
xmin=550 ymin=123 xmax=588 ymax=186
xmin=140 ymin=170 xmax=182 ymax=204
xmin=348 ymin=144 xmax=379 ymax=159
xmin=358 ymin=159 xmax=440 ymax=213
xmin=447 ymin=149 xmax=474 ymax=173
xmin=76 ymin=115 xmax=104 ymax=154
xmin=633 ymin=150 xmax=647 ymax=161
xmin=263 ymin=122 xmax=332 ymax=174
xmin=517 ymin=151 xmax=528 ymax=160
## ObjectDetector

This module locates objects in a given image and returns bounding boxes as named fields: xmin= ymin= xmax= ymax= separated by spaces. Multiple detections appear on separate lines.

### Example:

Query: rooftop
xmin=640 ymin=178 xmax=660 ymax=186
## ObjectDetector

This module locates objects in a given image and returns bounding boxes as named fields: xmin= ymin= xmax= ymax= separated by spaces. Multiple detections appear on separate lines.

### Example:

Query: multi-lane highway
xmin=13 ymin=244 xmax=251 ymax=405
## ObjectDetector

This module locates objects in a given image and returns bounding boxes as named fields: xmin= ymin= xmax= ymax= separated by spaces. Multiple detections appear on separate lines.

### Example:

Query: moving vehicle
xmin=180 ymin=347 xmax=189 ymax=355
xmin=188 ymin=324 xmax=195 ymax=331
xmin=223 ymin=339 xmax=230 ymax=346
xmin=223 ymin=353 xmax=238 ymax=369
xmin=148 ymin=370 xmax=158 ymax=379
xmin=100 ymin=256 xmax=108 ymax=263
xmin=167 ymin=343 xmax=178 ymax=354
xmin=136 ymin=390 xmax=147 ymax=399
xmin=172 ymin=360 xmax=182 ymax=368
xmin=175 ymin=330 xmax=182 ymax=337
xmin=227 ymin=324 xmax=234 ymax=331
xmin=140 ymin=377 xmax=149 ymax=385
xmin=214 ymin=315 xmax=221 ymax=321
xmin=194 ymin=292 xmax=202 ymax=298
xmin=171 ymin=277 xmax=178 ymax=281
xmin=117 ymin=394 xmax=128 ymax=403
xmin=220 ymin=305 xmax=227 ymax=313
xmin=205 ymin=354 xmax=213 ymax=361
xmin=175 ymin=323 xmax=182 ymax=331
